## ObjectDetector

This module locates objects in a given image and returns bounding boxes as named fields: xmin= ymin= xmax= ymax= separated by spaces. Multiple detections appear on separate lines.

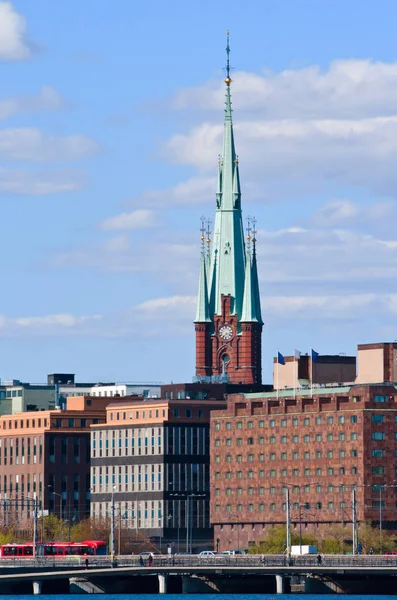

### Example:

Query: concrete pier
xmin=33 ymin=581 xmax=42 ymax=595
xmin=275 ymin=575 xmax=284 ymax=594
xmin=158 ymin=574 xmax=168 ymax=593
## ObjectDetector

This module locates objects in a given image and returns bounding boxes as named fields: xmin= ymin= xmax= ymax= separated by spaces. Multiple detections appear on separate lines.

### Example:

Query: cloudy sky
xmin=2 ymin=0 xmax=397 ymax=385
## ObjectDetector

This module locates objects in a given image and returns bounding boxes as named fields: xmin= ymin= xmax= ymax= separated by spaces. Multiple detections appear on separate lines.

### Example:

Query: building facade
xmin=194 ymin=35 xmax=263 ymax=386
xmin=0 ymin=397 xmax=106 ymax=525
xmin=90 ymin=397 xmax=224 ymax=551
xmin=210 ymin=383 xmax=397 ymax=550
xmin=273 ymin=354 xmax=357 ymax=390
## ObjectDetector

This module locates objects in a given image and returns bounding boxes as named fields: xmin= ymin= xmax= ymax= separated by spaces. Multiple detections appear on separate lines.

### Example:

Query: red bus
xmin=0 ymin=540 xmax=107 ymax=558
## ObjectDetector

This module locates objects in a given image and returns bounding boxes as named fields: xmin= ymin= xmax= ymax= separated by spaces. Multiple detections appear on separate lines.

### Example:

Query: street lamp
xmin=110 ymin=485 xmax=116 ymax=557
xmin=47 ymin=485 xmax=62 ymax=521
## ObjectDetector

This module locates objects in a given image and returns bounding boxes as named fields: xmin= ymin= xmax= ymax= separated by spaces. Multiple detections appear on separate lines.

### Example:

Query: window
xmin=304 ymin=418 xmax=310 ymax=426
xmin=237 ymin=487 xmax=243 ymax=495
xmin=236 ymin=438 xmax=242 ymax=446
xmin=375 ymin=395 xmax=388 ymax=403
xmin=327 ymin=416 xmax=334 ymax=425
xmin=351 ymin=432 xmax=358 ymax=440
xmin=292 ymin=418 xmax=298 ymax=426
xmin=292 ymin=468 xmax=299 ymax=476
xmin=173 ymin=409 xmax=180 ymax=418
xmin=316 ymin=468 xmax=322 ymax=476
xmin=292 ymin=435 xmax=299 ymax=443
xmin=225 ymin=471 xmax=231 ymax=479
xmin=226 ymin=438 xmax=232 ymax=446
xmin=316 ymin=450 xmax=322 ymax=459
xmin=236 ymin=454 xmax=242 ymax=462
xmin=281 ymin=452 xmax=287 ymax=460
xmin=270 ymin=420 xmax=276 ymax=428
xmin=316 ymin=484 xmax=322 ymax=493
xmin=351 ymin=449 xmax=357 ymax=457
xmin=351 ymin=467 xmax=357 ymax=475
xmin=327 ymin=450 xmax=333 ymax=458
xmin=259 ymin=420 xmax=265 ymax=428
xmin=247 ymin=453 xmax=254 ymax=462
xmin=236 ymin=422 xmax=243 ymax=430
xmin=270 ymin=436 xmax=276 ymax=444
xmin=316 ymin=434 xmax=322 ymax=442
xmin=304 ymin=451 xmax=310 ymax=460
xmin=327 ymin=433 xmax=334 ymax=441
xmin=327 ymin=467 xmax=334 ymax=475
xmin=304 ymin=468 xmax=310 ymax=476
xmin=247 ymin=437 xmax=254 ymax=445
xmin=215 ymin=456 xmax=220 ymax=463
xmin=315 ymin=417 xmax=322 ymax=425
xmin=185 ymin=409 xmax=192 ymax=418
xmin=259 ymin=436 xmax=265 ymax=445
xmin=259 ymin=453 xmax=265 ymax=462
xmin=328 ymin=502 xmax=334 ymax=510
xmin=248 ymin=421 xmax=254 ymax=429
xmin=215 ymin=472 xmax=221 ymax=480
xmin=372 ymin=414 xmax=385 ymax=423
xmin=237 ymin=471 xmax=242 ymax=479
xmin=372 ymin=449 xmax=384 ymax=458
xmin=303 ymin=435 xmax=310 ymax=443
xmin=248 ymin=469 xmax=254 ymax=479
xmin=339 ymin=416 xmax=345 ymax=424
xmin=259 ymin=469 xmax=265 ymax=478
xmin=372 ymin=466 xmax=385 ymax=475
xmin=340 ymin=450 xmax=345 ymax=458
xmin=372 ymin=432 xmax=385 ymax=440
xmin=339 ymin=467 xmax=345 ymax=475
xmin=226 ymin=422 xmax=231 ymax=430
xmin=339 ymin=433 xmax=345 ymax=441
xmin=281 ymin=419 xmax=287 ymax=427
xmin=351 ymin=415 xmax=357 ymax=423
xmin=270 ymin=452 xmax=276 ymax=461
xmin=281 ymin=468 xmax=287 ymax=477
xmin=281 ymin=436 xmax=287 ymax=444
xmin=215 ymin=439 xmax=221 ymax=447
xmin=270 ymin=469 xmax=276 ymax=478
xmin=292 ymin=452 xmax=299 ymax=460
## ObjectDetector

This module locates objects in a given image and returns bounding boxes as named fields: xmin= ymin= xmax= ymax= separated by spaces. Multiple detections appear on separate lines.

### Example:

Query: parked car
xmin=199 ymin=551 xmax=219 ymax=557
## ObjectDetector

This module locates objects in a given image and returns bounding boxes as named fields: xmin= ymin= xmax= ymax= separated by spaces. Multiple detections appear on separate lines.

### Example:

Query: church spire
xmin=241 ymin=217 xmax=263 ymax=323
xmin=208 ymin=31 xmax=246 ymax=317
xmin=194 ymin=217 xmax=211 ymax=323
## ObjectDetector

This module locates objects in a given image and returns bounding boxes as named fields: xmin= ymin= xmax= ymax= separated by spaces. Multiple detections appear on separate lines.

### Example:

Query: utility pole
xmin=110 ymin=487 xmax=116 ymax=557
xmin=285 ymin=488 xmax=291 ymax=553
xmin=33 ymin=494 xmax=38 ymax=558
xmin=352 ymin=487 xmax=357 ymax=555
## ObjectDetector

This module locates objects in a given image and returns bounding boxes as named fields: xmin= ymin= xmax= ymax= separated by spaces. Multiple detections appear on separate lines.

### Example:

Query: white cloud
xmin=0 ymin=86 xmax=67 ymax=120
xmin=172 ymin=59 xmax=397 ymax=120
xmin=0 ymin=1 xmax=31 ymax=61
xmin=310 ymin=198 xmax=395 ymax=227
xmin=0 ymin=168 xmax=86 ymax=194
xmin=0 ymin=128 xmax=99 ymax=161
xmin=0 ymin=312 xmax=102 ymax=336
xmin=100 ymin=209 xmax=158 ymax=231
xmin=128 ymin=175 xmax=216 ymax=209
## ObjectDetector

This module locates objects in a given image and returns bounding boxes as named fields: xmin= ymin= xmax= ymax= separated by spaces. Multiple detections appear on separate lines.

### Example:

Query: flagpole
xmin=276 ymin=351 xmax=279 ymax=400
xmin=310 ymin=347 xmax=313 ymax=397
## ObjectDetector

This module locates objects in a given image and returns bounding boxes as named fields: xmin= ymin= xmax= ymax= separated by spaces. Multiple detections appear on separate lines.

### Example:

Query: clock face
xmin=219 ymin=325 xmax=233 ymax=341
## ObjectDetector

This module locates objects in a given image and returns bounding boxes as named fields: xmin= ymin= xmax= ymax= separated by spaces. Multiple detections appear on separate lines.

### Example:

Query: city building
xmin=90 ymin=395 xmax=224 ymax=552
xmin=0 ymin=380 xmax=57 ymax=416
xmin=0 ymin=374 xmax=161 ymax=416
xmin=194 ymin=33 xmax=263 ymax=387
xmin=0 ymin=396 xmax=107 ymax=525
xmin=210 ymin=382 xmax=397 ymax=550
xmin=355 ymin=343 xmax=397 ymax=384
xmin=273 ymin=353 xmax=356 ymax=390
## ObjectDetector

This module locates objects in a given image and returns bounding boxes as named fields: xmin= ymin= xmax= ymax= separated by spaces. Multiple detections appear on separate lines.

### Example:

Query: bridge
xmin=1 ymin=554 xmax=397 ymax=595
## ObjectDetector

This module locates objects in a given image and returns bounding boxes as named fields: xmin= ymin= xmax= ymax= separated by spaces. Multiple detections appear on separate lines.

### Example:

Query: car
xmin=199 ymin=550 xmax=219 ymax=557
xmin=222 ymin=550 xmax=243 ymax=555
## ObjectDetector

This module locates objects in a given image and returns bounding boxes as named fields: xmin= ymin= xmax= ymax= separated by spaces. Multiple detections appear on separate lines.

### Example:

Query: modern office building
xmin=90 ymin=396 xmax=225 ymax=551
xmin=210 ymin=381 xmax=397 ymax=550
xmin=0 ymin=396 xmax=106 ymax=525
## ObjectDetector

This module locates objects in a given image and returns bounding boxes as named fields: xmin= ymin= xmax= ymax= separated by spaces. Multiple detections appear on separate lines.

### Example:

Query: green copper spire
xmin=194 ymin=218 xmax=211 ymax=323
xmin=208 ymin=31 xmax=246 ymax=317
xmin=241 ymin=218 xmax=263 ymax=323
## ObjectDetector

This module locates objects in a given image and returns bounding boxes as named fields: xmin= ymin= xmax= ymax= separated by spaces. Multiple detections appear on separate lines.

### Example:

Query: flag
xmin=294 ymin=349 xmax=301 ymax=359
xmin=277 ymin=351 xmax=285 ymax=365
xmin=311 ymin=349 xmax=319 ymax=362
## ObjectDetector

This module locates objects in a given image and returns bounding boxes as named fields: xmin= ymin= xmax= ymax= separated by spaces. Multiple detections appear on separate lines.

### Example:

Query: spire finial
xmin=224 ymin=30 xmax=232 ymax=86
xmin=206 ymin=218 xmax=212 ymax=263
xmin=200 ymin=215 xmax=206 ymax=253
xmin=251 ymin=216 xmax=257 ymax=254
xmin=246 ymin=215 xmax=252 ymax=256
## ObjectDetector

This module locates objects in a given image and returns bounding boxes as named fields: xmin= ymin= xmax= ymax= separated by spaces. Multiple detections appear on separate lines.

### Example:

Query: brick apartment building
xmin=0 ymin=396 xmax=107 ymax=525
xmin=210 ymin=382 xmax=397 ymax=550
xmin=90 ymin=393 xmax=226 ymax=551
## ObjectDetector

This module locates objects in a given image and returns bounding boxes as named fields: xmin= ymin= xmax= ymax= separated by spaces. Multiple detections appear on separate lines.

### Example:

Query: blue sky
xmin=2 ymin=0 xmax=397 ymax=384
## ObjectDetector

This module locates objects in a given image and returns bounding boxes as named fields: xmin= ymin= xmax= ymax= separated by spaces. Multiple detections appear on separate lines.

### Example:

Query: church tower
xmin=194 ymin=34 xmax=263 ymax=385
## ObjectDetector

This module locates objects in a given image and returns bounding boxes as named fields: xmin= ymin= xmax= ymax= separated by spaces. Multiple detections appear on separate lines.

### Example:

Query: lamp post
xmin=110 ymin=486 xmax=116 ymax=557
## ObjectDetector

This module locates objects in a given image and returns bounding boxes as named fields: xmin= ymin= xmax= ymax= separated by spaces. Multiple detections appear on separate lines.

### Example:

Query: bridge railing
xmin=2 ymin=553 xmax=397 ymax=569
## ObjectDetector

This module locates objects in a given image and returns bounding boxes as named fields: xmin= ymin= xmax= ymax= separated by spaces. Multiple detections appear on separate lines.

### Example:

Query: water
xmin=0 ymin=595 xmax=397 ymax=600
